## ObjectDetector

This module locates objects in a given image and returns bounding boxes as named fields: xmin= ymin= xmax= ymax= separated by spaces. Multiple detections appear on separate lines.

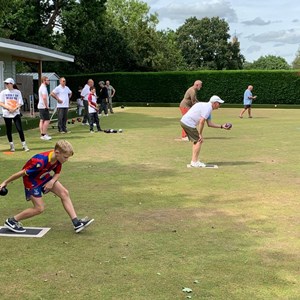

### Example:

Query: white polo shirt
xmin=52 ymin=85 xmax=72 ymax=108
xmin=80 ymin=84 xmax=90 ymax=101
xmin=181 ymin=102 xmax=212 ymax=128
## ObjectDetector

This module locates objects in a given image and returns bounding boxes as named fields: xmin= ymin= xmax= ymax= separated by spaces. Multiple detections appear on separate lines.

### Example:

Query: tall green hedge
xmin=65 ymin=70 xmax=300 ymax=105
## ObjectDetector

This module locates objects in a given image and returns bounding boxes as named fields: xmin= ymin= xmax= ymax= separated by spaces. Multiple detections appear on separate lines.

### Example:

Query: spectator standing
xmin=80 ymin=79 xmax=94 ymax=125
xmin=239 ymin=85 xmax=257 ymax=118
xmin=105 ymin=80 xmax=116 ymax=114
xmin=179 ymin=80 xmax=202 ymax=141
xmin=76 ymin=86 xmax=84 ymax=116
xmin=88 ymin=87 xmax=102 ymax=133
xmin=50 ymin=77 xmax=72 ymax=133
xmin=0 ymin=78 xmax=30 ymax=152
xmin=38 ymin=76 xmax=52 ymax=140
xmin=98 ymin=81 xmax=109 ymax=116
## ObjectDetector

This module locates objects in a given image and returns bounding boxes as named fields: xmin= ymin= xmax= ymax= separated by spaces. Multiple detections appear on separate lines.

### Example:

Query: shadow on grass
xmin=205 ymin=136 xmax=234 ymax=140
xmin=210 ymin=160 xmax=261 ymax=166
xmin=107 ymin=111 xmax=179 ymax=129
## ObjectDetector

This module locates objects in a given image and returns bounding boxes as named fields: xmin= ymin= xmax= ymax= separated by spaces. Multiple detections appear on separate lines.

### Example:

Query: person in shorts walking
xmin=179 ymin=80 xmax=202 ymax=141
xmin=239 ymin=85 xmax=257 ymax=118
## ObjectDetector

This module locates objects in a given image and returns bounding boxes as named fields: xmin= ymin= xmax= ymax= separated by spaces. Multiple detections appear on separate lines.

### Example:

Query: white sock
xmin=22 ymin=141 xmax=26 ymax=146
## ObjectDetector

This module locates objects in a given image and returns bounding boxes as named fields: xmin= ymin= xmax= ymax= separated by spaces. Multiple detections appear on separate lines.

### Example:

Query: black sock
xmin=72 ymin=218 xmax=80 ymax=226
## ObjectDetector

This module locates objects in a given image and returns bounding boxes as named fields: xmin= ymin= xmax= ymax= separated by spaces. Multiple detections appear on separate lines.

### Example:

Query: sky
xmin=144 ymin=0 xmax=300 ymax=64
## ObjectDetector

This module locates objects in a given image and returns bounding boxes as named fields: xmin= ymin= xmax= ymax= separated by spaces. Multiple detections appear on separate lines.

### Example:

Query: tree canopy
xmin=0 ymin=0 xmax=252 ymax=73
xmin=245 ymin=55 xmax=290 ymax=70
xmin=176 ymin=17 xmax=244 ymax=70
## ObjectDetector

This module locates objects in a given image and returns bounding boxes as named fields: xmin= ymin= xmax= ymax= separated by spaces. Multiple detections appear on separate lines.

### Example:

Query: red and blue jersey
xmin=22 ymin=150 xmax=62 ymax=189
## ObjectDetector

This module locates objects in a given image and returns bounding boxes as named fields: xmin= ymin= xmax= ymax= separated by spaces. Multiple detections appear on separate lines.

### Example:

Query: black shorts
xmin=244 ymin=105 xmax=252 ymax=109
xmin=39 ymin=109 xmax=50 ymax=120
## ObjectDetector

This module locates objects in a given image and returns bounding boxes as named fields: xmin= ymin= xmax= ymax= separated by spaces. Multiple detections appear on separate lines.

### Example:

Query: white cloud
xmin=156 ymin=0 xmax=238 ymax=24
xmin=247 ymin=29 xmax=300 ymax=44
xmin=145 ymin=0 xmax=300 ymax=63
xmin=246 ymin=45 xmax=262 ymax=54
xmin=242 ymin=17 xmax=271 ymax=26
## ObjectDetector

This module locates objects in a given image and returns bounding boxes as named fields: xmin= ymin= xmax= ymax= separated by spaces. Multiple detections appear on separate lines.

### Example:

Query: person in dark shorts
xmin=239 ymin=85 xmax=257 ymax=118
xmin=38 ymin=76 xmax=52 ymax=140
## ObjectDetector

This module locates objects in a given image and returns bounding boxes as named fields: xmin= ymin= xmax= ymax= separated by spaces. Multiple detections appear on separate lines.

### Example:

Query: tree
xmin=176 ymin=17 xmax=244 ymax=70
xmin=1 ymin=0 xmax=71 ymax=48
xmin=59 ymin=0 xmax=136 ymax=73
xmin=105 ymin=0 xmax=184 ymax=71
xmin=248 ymin=55 xmax=290 ymax=70
xmin=292 ymin=49 xmax=300 ymax=69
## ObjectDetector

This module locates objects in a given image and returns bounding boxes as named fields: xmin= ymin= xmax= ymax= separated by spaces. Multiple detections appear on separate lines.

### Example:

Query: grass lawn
xmin=0 ymin=106 xmax=300 ymax=300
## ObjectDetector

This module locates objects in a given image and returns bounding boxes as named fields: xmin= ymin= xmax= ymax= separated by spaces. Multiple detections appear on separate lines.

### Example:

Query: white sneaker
xmin=9 ymin=144 xmax=15 ymax=152
xmin=190 ymin=161 xmax=206 ymax=168
xmin=43 ymin=135 xmax=52 ymax=140
xmin=23 ymin=145 xmax=30 ymax=152
xmin=181 ymin=137 xmax=189 ymax=141
xmin=90 ymin=130 xmax=95 ymax=133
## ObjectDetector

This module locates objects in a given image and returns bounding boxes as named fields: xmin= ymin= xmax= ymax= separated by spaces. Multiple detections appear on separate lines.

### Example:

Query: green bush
xmin=65 ymin=70 xmax=300 ymax=105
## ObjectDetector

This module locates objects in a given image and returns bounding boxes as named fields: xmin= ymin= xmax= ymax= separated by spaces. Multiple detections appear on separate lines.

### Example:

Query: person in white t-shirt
xmin=80 ymin=79 xmax=94 ymax=125
xmin=38 ymin=76 xmax=52 ymax=140
xmin=50 ymin=77 xmax=72 ymax=133
xmin=0 ymin=78 xmax=29 ymax=152
xmin=180 ymin=95 xmax=231 ymax=168
xmin=88 ymin=86 xmax=102 ymax=133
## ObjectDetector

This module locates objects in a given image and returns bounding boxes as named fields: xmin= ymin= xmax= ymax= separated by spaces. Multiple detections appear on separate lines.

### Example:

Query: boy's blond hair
xmin=54 ymin=140 xmax=74 ymax=156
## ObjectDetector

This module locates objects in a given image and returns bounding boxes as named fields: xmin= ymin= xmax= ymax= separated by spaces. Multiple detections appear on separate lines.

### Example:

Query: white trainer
xmin=9 ymin=144 xmax=15 ymax=152
xmin=44 ymin=135 xmax=52 ymax=140
xmin=23 ymin=145 xmax=30 ymax=152
xmin=190 ymin=161 xmax=206 ymax=168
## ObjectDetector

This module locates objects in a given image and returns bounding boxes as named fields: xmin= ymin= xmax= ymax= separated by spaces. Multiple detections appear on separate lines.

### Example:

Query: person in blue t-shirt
xmin=239 ymin=85 xmax=257 ymax=118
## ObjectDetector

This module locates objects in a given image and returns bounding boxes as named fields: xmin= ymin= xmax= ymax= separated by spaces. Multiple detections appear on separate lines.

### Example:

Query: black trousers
xmin=99 ymin=101 xmax=108 ymax=115
xmin=57 ymin=107 xmax=68 ymax=132
xmin=82 ymin=100 xmax=90 ymax=124
xmin=4 ymin=114 xmax=25 ymax=143
xmin=89 ymin=112 xmax=101 ymax=131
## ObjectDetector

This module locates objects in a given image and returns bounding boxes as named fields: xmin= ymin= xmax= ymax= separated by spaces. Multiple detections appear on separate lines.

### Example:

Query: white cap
xmin=4 ymin=78 xmax=15 ymax=84
xmin=209 ymin=95 xmax=224 ymax=103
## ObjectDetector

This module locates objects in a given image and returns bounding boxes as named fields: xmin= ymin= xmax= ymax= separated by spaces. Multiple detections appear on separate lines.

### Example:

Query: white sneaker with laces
xmin=44 ymin=134 xmax=52 ymax=140
xmin=23 ymin=145 xmax=30 ymax=152
xmin=190 ymin=161 xmax=206 ymax=168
